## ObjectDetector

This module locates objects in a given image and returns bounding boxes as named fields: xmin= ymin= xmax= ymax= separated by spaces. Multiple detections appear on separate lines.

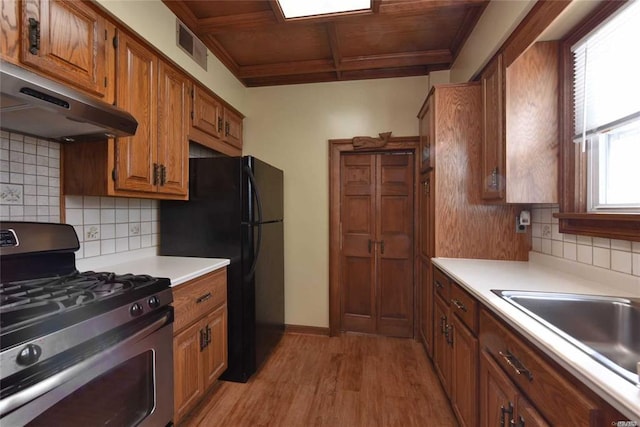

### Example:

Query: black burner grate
xmin=0 ymin=272 xmax=155 ymax=331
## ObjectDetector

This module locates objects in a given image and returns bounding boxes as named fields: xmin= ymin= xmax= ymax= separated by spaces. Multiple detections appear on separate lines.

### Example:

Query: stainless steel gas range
xmin=0 ymin=222 xmax=174 ymax=426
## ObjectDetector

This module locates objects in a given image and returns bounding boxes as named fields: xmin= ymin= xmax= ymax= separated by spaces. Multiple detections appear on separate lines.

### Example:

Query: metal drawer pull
xmin=499 ymin=350 xmax=533 ymax=381
xmin=451 ymin=299 xmax=467 ymax=312
xmin=435 ymin=280 xmax=443 ymax=289
xmin=440 ymin=316 xmax=447 ymax=334
xmin=196 ymin=292 xmax=212 ymax=304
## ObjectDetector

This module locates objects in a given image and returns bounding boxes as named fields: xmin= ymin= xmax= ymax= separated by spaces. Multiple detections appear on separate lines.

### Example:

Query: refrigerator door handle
xmin=245 ymin=165 xmax=263 ymax=280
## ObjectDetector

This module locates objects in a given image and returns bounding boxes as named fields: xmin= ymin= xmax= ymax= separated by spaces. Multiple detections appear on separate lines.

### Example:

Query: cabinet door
xmin=174 ymin=321 xmax=205 ymax=423
xmin=192 ymin=85 xmax=222 ymax=139
xmin=451 ymin=316 xmax=478 ymax=427
xmin=481 ymin=54 xmax=504 ymax=201
xmin=433 ymin=296 xmax=451 ymax=397
xmin=157 ymin=62 xmax=189 ymax=197
xmin=419 ymin=257 xmax=433 ymax=357
xmin=115 ymin=32 xmax=157 ymax=193
xmin=203 ymin=305 xmax=228 ymax=389
xmin=419 ymin=173 xmax=431 ymax=259
xmin=1 ymin=0 xmax=20 ymax=63
xmin=515 ymin=395 xmax=550 ymax=427
xmin=21 ymin=0 xmax=107 ymax=97
xmin=479 ymin=350 xmax=516 ymax=427
xmin=223 ymin=108 xmax=243 ymax=149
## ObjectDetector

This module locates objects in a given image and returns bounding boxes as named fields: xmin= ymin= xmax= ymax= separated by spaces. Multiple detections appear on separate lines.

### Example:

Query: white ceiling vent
xmin=176 ymin=19 xmax=207 ymax=71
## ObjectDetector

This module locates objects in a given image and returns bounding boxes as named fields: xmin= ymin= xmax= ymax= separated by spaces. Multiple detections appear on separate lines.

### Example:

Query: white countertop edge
xmin=76 ymin=251 xmax=230 ymax=287
xmin=76 ymin=247 xmax=158 ymax=272
xmin=431 ymin=257 xmax=640 ymax=422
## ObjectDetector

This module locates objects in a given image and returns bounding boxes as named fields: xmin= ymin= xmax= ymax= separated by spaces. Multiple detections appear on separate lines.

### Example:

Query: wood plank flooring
xmin=181 ymin=333 xmax=458 ymax=427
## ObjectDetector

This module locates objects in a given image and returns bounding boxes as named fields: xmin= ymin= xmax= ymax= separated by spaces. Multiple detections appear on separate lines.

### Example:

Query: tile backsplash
xmin=531 ymin=204 xmax=640 ymax=277
xmin=1 ymin=130 xmax=159 ymax=260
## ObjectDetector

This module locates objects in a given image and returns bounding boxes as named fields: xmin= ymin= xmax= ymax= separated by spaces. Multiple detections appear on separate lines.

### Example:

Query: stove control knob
xmin=148 ymin=296 xmax=160 ymax=309
xmin=130 ymin=303 xmax=144 ymax=317
xmin=16 ymin=344 xmax=42 ymax=366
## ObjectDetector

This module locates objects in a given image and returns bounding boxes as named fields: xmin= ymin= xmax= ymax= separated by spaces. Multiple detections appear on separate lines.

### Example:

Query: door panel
xmin=377 ymin=153 xmax=414 ymax=337
xmin=341 ymin=155 xmax=376 ymax=334
xmin=340 ymin=152 xmax=414 ymax=337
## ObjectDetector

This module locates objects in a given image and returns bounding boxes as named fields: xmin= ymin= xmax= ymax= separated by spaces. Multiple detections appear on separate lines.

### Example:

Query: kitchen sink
xmin=493 ymin=290 xmax=640 ymax=385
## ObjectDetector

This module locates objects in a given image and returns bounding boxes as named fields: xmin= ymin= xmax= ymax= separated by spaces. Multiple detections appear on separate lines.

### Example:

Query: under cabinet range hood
xmin=0 ymin=61 xmax=137 ymax=142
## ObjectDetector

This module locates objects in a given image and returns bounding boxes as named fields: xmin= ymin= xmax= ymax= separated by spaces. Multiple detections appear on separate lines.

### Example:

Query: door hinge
xmin=111 ymin=168 xmax=117 ymax=181
xmin=104 ymin=77 xmax=107 ymax=87
xmin=190 ymin=111 xmax=194 ymax=120
xmin=112 ymin=36 xmax=118 ymax=49
xmin=104 ymin=29 xmax=108 ymax=40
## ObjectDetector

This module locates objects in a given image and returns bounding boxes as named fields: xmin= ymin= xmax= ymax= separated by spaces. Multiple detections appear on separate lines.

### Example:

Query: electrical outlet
xmin=515 ymin=216 xmax=527 ymax=233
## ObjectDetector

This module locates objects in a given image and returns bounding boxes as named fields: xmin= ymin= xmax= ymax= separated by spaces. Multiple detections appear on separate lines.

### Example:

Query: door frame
xmin=328 ymin=136 xmax=420 ymax=337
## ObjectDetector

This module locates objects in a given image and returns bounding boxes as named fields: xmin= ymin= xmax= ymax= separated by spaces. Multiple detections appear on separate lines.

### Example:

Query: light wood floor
xmin=181 ymin=333 xmax=458 ymax=427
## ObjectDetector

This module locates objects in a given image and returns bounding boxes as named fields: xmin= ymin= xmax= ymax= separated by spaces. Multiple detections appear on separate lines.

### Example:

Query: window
xmin=556 ymin=0 xmax=640 ymax=240
xmin=571 ymin=0 xmax=640 ymax=212
xmin=277 ymin=0 xmax=370 ymax=19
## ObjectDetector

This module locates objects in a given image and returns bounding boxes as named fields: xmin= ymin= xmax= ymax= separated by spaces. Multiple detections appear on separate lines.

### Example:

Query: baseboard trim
xmin=285 ymin=324 xmax=330 ymax=336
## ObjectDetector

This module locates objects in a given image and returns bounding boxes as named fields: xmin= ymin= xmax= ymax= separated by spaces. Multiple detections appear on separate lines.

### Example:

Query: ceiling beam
xmin=267 ymin=0 xmax=286 ymax=23
xmin=326 ymin=23 xmax=342 ymax=79
xmin=339 ymin=50 xmax=452 ymax=71
xmin=379 ymin=0 xmax=487 ymax=15
xmin=237 ymin=49 xmax=452 ymax=79
xmin=203 ymin=35 xmax=241 ymax=76
xmin=238 ymin=59 xmax=336 ymax=79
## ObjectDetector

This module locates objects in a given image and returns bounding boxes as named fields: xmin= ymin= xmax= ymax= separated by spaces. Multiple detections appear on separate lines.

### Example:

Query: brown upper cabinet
xmin=189 ymin=84 xmax=244 ymax=156
xmin=1 ymin=0 xmax=114 ymax=101
xmin=481 ymin=42 xmax=559 ymax=204
xmin=64 ymin=32 xmax=189 ymax=200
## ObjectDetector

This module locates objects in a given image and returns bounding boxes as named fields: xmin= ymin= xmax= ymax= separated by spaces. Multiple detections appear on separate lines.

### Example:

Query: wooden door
xmin=451 ymin=316 xmax=479 ymax=427
xmin=1 ymin=0 xmax=20 ymax=63
xmin=479 ymin=350 xmax=516 ymax=427
xmin=21 ymin=0 xmax=107 ymax=97
xmin=115 ymin=32 xmax=157 ymax=193
xmin=377 ymin=153 xmax=414 ymax=337
xmin=223 ymin=107 xmax=243 ymax=149
xmin=433 ymin=296 xmax=451 ymax=397
xmin=192 ymin=85 xmax=222 ymax=139
xmin=157 ymin=61 xmax=189 ymax=197
xmin=481 ymin=54 xmax=504 ymax=201
xmin=203 ymin=305 xmax=228 ymax=389
xmin=340 ymin=152 xmax=414 ymax=337
xmin=340 ymin=154 xmax=377 ymax=334
xmin=419 ymin=256 xmax=433 ymax=357
xmin=173 ymin=320 xmax=204 ymax=423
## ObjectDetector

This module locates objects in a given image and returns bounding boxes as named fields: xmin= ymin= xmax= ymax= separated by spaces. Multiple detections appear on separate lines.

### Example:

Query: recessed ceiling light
xmin=277 ymin=0 xmax=371 ymax=19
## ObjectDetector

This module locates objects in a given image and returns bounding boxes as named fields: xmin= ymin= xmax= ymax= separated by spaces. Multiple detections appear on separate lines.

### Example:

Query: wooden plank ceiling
xmin=163 ymin=0 xmax=489 ymax=87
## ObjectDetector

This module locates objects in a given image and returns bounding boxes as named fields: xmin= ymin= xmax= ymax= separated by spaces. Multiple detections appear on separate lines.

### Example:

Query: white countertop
xmin=76 ymin=248 xmax=229 ymax=287
xmin=432 ymin=252 xmax=640 ymax=421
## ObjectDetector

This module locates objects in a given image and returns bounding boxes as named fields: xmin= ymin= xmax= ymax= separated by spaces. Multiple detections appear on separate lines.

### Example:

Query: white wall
xmin=95 ymin=0 xmax=248 ymax=113
xmin=244 ymin=76 xmax=428 ymax=327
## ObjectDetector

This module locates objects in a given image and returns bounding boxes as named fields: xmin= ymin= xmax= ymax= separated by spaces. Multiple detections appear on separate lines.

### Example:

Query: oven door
xmin=0 ymin=308 xmax=173 ymax=427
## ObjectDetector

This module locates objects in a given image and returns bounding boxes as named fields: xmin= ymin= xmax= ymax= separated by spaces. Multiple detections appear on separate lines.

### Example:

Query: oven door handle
xmin=0 ymin=312 xmax=171 ymax=418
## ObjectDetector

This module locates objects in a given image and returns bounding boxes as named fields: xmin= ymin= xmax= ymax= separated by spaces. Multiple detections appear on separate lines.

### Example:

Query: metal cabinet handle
xmin=440 ymin=316 xmax=447 ymax=334
xmin=160 ymin=164 xmax=167 ymax=186
xmin=196 ymin=292 xmax=212 ymax=304
xmin=451 ymin=298 xmax=467 ymax=312
xmin=199 ymin=328 xmax=206 ymax=351
xmin=446 ymin=324 xmax=453 ymax=346
xmin=153 ymin=163 xmax=159 ymax=185
xmin=217 ymin=116 xmax=223 ymax=133
xmin=380 ymin=240 xmax=385 ymax=254
xmin=225 ymin=121 xmax=230 ymax=136
xmin=206 ymin=325 xmax=211 ymax=345
xmin=435 ymin=280 xmax=443 ymax=289
xmin=28 ymin=18 xmax=40 ymax=54
xmin=490 ymin=167 xmax=499 ymax=190
xmin=499 ymin=350 xmax=533 ymax=381
xmin=500 ymin=402 xmax=514 ymax=427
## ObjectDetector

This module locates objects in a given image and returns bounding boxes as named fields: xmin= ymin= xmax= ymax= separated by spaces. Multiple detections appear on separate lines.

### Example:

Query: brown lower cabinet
xmin=430 ymin=267 xmax=627 ymax=427
xmin=172 ymin=268 xmax=228 ymax=423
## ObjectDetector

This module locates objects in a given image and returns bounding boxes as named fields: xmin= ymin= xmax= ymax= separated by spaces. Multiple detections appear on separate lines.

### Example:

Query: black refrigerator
xmin=160 ymin=156 xmax=284 ymax=383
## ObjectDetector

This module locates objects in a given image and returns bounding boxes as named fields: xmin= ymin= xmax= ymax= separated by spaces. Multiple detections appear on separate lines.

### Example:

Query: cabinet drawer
xmin=433 ymin=267 xmax=450 ymax=301
xmin=450 ymin=283 xmax=478 ymax=334
xmin=173 ymin=268 xmax=227 ymax=334
xmin=479 ymin=310 xmax=601 ymax=426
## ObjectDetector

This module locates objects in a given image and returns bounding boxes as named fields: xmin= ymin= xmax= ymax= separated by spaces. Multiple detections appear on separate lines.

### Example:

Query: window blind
xmin=572 ymin=0 xmax=640 ymax=142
